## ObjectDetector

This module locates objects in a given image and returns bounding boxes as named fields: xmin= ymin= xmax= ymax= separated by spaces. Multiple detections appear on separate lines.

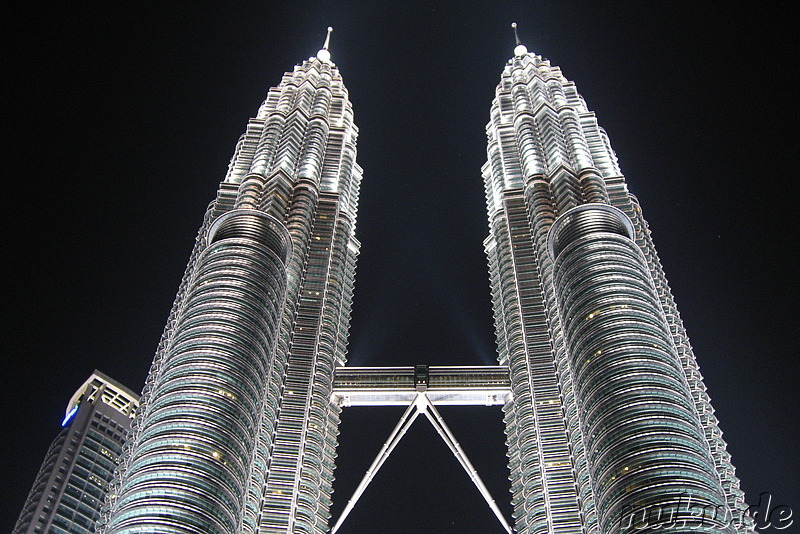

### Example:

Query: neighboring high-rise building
xmin=93 ymin=26 xmax=753 ymax=534
xmin=100 ymin=29 xmax=362 ymax=534
xmin=481 ymin=28 xmax=751 ymax=532
xmin=14 ymin=371 xmax=139 ymax=534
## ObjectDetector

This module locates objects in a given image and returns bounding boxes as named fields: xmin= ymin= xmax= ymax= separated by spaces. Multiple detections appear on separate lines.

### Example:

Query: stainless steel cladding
xmin=549 ymin=205 xmax=734 ymax=533
xmin=101 ymin=41 xmax=362 ymax=534
xmin=483 ymin=40 xmax=751 ymax=533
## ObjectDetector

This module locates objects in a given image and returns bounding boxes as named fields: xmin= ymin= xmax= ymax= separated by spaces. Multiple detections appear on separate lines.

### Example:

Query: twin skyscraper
xmin=67 ymin=27 xmax=751 ymax=533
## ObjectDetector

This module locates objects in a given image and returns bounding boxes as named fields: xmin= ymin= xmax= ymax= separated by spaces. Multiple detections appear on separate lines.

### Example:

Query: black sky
xmin=4 ymin=2 xmax=798 ymax=532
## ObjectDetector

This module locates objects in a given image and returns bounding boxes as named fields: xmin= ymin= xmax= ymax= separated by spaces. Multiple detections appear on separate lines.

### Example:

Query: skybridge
xmin=331 ymin=364 xmax=511 ymax=407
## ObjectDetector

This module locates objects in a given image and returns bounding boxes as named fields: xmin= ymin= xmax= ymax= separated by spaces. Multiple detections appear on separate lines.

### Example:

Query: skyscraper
xmin=100 ymin=29 xmax=362 ymax=534
xmin=14 ymin=371 xmax=139 ymax=534
xmin=481 ymin=30 xmax=751 ymax=532
xmin=93 ymin=26 xmax=754 ymax=534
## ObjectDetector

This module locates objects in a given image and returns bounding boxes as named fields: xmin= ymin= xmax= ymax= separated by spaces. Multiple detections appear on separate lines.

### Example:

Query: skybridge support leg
xmin=421 ymin=396 xmax=513 ymax=534
xmin=330 ymin=399 xmax=421 ymax=534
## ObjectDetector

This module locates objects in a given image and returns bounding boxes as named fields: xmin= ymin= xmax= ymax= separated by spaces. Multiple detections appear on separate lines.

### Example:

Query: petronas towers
xmin=95 ymin=28 xmax=752 ymax=534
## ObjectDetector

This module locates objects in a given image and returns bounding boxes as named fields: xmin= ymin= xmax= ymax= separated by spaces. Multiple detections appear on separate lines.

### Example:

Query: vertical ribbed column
xmin=619 ymin=195 xmax=752 ymax=527
xmin=486 ymin=191 xmax=586 ymax=532
xmin=253 ymin=57 xmax=361 ymax=534
xmin=485 ymin=51 xmax=606 ymax=533
xmin=104 ymin=210 xmax=291 ymax=534
xmin=548 ymin=204 xmax=734 ymax=533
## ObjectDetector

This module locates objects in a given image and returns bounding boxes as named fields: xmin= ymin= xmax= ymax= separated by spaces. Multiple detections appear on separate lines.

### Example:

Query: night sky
xmin=4 ymin=3 xmax=798 ymax=533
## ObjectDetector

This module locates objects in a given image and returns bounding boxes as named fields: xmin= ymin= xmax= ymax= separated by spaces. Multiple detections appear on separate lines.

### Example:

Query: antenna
xmin=317 ymin=27 xmax=334 ymax=63
xmin=511 ymin=22 xmax=528 ymax=57
xmin=323 ymin=26 xmax=333 ymax=50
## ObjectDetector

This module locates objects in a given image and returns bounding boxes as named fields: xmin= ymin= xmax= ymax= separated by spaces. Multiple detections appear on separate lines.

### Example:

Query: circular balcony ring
xmin=208 ymin=209 xmax=292 ymax=265
xmin=548 ymin=203 xmax=635 ymax=261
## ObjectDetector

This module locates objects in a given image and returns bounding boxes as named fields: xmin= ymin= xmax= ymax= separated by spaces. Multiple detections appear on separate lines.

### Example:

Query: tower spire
xmin=511 ymin=22 xmax=528 ymax=57
xmin=317 ymin=26 xmax=333 ymax=63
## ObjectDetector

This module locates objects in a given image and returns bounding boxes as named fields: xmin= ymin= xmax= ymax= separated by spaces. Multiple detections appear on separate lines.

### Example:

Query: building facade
xmin=100 ymin=32 xmax=362 ymax=534
xmin=14 ymin=371 xmax=139 ymax=534
xmin=93 ymin=31 xmax=752 ymax=534
xmin=482 ymin=39 xmax=752 ymax=532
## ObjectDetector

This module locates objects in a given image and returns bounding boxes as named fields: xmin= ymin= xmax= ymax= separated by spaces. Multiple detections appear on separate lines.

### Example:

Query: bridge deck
xmin=331 ymin=365 xmax=511 ymax=406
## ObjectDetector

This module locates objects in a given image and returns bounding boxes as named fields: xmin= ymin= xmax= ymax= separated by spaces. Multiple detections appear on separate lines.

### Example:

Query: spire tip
xmin=317 ymin=27 xmax=333 ymax=63
xmin=324 ymin=27 xmax=333 ymax=50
